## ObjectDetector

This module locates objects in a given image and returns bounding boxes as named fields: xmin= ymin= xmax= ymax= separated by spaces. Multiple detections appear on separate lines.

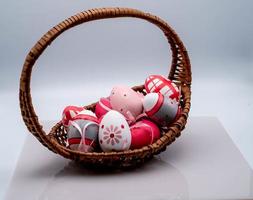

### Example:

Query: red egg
xmin=130 ymin=119 xmax=161 ymax=149
xmin=95 ymin=97 xmax=112 ymax=119
xmin=145 ymin=75 xmax=180 ymax=101
xmin=62 ymin=106 xmax=84 ymax=127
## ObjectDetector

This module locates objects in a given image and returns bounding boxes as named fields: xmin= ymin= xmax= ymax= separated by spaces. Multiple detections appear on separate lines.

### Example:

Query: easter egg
xmin=145 ymin=75 xmax=180 ymax=101
xmin=99 ymin=110 xmax=131 ymax=152
xmin=95 ymin=97 xmax=112 ymax=119
xmin=143 ymin=93 xmax=181 ymax=127
xmin=73 ymin=109 xmax=99 ymax=123
xmin=110 ymin=85 xmax=144 ymax=123
xmin=62 ymin=106 xmax=84 ymax=126
xmin=67 ymin=119 xmax=99 ymax=152
xmin=130 ymin=119 xmax=161 ymax=149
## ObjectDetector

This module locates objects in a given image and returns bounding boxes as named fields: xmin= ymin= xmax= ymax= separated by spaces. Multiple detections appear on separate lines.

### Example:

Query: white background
xmin=1 ymin=0 xmax=253 ymax=199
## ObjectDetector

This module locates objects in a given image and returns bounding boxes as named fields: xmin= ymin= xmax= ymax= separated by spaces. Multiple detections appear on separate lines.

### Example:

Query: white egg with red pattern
xmin=67 ymin=119 xmax=99 ymax=152
xmin=143 ymin=93 xmax=181 ymax=127
xmin=99 ymin=110 xmax=131 ymax=152
xmin=62 ymin=106 xmax=84 ymax=127
xmin=145 ymin=75 xmax=180 ymax=101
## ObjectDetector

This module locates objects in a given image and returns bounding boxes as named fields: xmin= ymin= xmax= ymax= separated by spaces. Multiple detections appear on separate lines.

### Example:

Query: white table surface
xmin=4 ymin=117 xmax=253 ymax=200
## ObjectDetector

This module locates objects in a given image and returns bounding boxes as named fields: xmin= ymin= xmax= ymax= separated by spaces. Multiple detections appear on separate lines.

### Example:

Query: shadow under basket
xmin=19 ymin=7 xmax=192 ymax=169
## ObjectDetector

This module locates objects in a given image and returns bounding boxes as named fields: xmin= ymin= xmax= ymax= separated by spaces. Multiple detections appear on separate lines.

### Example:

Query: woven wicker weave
xmin=19 ymin=7 xmax=191 ymax=168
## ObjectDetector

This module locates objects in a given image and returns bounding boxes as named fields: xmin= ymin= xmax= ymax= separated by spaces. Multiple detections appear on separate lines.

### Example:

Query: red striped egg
xmin=95 ymin=97 xmax=112 ymax=119
xmin=62 ymin=106 xmax=84 ymax=127
xmin=145 ymin=75 xmax=180 ymax=101
xmin=67 ymin=110 xmax=99 ymax=152
xmin=143 ymin=93 xmax=181 ymax=127
xmin=73 ymin=109 xmax=99 ymax=124
xmin=67 ymin=119 xmax=99 ymax=152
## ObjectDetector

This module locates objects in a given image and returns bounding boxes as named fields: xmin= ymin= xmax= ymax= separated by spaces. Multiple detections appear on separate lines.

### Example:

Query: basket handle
xmin=19 ymin=7 xmax=191 ymax=153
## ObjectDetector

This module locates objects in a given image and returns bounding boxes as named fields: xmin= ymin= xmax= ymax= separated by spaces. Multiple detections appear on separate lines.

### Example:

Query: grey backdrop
xmin=1 ymin=0 xmax=253 ymax=198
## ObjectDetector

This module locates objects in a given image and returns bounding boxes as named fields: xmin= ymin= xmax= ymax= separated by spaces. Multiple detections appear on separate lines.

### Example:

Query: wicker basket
xmin=19 ymin=7 xmax=191 ymax=168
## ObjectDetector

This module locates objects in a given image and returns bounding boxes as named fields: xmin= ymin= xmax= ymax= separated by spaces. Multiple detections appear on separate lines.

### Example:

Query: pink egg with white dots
xmin=98 ymin=110 xmax=131 ymax=152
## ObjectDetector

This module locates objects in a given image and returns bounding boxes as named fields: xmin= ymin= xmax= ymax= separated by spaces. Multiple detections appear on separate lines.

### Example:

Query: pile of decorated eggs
xmin=61 ymin=75 xmax=181 ymax=153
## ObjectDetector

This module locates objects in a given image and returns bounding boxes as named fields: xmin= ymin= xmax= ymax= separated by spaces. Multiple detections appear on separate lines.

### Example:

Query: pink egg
xmin=95 ymin=97 xmax=112 ymax=119
xmin=143 ymin=93 xmax=181 ymax=127
xmin=110 ymin=85 xmax=143 ymax=122
xmin=145 ymin=75 xmax=180 ymax=101
xmin=130 ymin=119 xmax=161 ymax=149
xmin=62 ymin=106 xmax=84 ymax=127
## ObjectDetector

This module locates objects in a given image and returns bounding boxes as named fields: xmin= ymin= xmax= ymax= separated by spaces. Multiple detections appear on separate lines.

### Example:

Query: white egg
xmin=77 ymin=109 xmax=97 ymax=117
xmin=145 ymin=75 xmax=180 ymax=101
xmin=67 ymin=119 xmax=99 ymax=152
xmin=143 ymin=93 xmax=180 ymax=127
xmin=99 ymin=110 xmax=131 ymax=152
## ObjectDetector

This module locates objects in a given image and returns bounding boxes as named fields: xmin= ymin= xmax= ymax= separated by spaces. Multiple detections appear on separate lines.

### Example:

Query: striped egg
xmin=143 ymin=93 xmax=181 ymax=127
xmin=95 ymin=97 xmax=112 ymax=119
xmin=62 ymin=106 xmax=84 ymax=127
xmin=145 ymin=75 xmax=180 ymax=101
xmin=67 ymin=119 xmax=99 ymax=152
xmin=74 ymin=109 xmax=98 ymax=123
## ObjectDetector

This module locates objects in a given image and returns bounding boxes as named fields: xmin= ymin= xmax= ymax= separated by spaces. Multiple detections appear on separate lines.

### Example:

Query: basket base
xmin=74 ymin=155 xmax=154 ymax=170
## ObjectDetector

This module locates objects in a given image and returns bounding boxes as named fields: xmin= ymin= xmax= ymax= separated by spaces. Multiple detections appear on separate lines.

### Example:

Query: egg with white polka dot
xmin=99 ymin=110 xmax=131 ymax=152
